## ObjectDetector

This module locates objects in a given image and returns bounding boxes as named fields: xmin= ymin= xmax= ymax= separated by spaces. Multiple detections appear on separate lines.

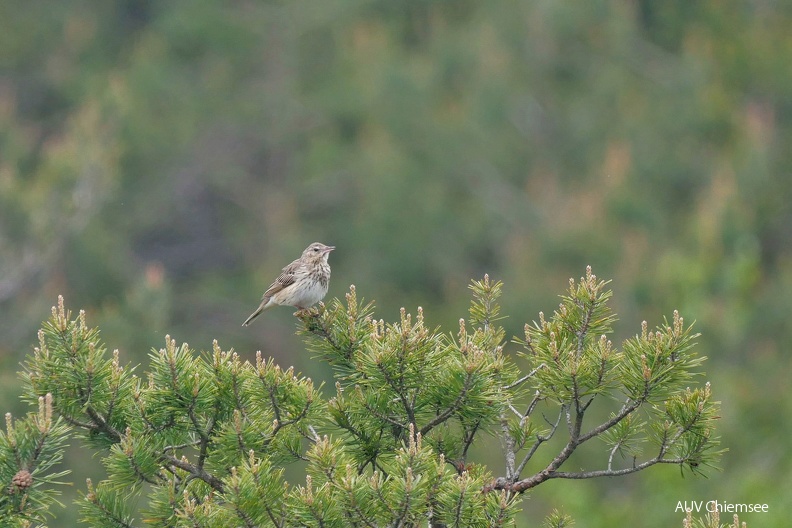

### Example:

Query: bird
xmin=242 ymin=242 xmax=335 ymax=326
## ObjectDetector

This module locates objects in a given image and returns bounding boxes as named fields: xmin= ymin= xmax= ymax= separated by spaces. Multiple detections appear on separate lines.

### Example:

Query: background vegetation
xmin=1 ymin=1 xmax=789 ymax=525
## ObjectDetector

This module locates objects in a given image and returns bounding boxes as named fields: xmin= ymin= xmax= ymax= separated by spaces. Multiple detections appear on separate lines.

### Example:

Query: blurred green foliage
xmin=1 ymin=1 xmax=790 ymax=525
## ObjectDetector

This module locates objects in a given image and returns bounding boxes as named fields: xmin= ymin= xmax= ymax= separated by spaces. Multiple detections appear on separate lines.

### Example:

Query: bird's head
xmin=303 ymin=242 xmax=335 ymax=262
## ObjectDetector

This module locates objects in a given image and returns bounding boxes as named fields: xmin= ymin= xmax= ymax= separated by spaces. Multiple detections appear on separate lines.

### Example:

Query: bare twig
xmin=508 ymin=404 xmax=523 ymax=420
xmin=607 ymin=442 xmax=621 ymax=471
xmin=503 ymin=364 xmax=546 ymax=391
xmin=514 ymin=407 xmax=564 ymax=478
xmin=501 ymin=415 xmax=515 ymax=480
xmin=522 ymin=391 xmax=543 ymax=425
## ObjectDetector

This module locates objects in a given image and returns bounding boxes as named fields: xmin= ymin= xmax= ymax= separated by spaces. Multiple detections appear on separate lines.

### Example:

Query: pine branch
xmin=162 ymin=453 xmax=225 ymax=492
xmin=419 ymin=370 xmax=474 ymax=437
xmin=578 ymin=398 xmax=642 ymax=443
xmin=5 ymin=271 xmax=719 ymax=526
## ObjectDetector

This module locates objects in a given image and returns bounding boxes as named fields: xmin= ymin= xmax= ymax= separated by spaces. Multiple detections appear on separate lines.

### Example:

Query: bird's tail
xmin=242 ymin=299 xmax=271 ymax=326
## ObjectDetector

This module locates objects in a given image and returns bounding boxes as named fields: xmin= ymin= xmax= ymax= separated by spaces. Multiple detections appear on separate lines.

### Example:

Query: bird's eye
xmin=313 ymin=248 xmax=319 ymax=252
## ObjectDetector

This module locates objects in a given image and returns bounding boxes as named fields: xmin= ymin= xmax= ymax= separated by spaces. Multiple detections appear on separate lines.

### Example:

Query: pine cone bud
xmin=11 ymin=469 xmax=33 ymax=492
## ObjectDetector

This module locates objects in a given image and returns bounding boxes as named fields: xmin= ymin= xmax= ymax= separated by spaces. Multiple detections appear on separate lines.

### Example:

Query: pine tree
xmin=1 ymin=268 xmax=728 ymax=527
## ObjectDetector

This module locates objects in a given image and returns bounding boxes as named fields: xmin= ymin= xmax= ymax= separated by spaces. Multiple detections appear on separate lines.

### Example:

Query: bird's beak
xmin=324 ymin=246 xmax=336 ymax=253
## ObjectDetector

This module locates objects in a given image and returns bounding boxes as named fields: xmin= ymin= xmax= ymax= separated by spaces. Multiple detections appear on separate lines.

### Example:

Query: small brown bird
xmin=242 ymin=242 xmax=335 ymax=326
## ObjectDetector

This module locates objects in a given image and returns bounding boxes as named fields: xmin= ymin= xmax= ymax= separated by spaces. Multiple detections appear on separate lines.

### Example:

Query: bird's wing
xmin=261 ymin=258 xmax=301 ymax=298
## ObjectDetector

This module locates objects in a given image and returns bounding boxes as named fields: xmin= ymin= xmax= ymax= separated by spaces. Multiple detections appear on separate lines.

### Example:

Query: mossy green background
xmin=1 ymin=1 xmax=790 ymax=525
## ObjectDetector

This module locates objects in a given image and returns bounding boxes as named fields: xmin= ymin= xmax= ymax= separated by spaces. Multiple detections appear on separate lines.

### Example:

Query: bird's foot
xmin=294 ymin=305 xmax=324 ymax=318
